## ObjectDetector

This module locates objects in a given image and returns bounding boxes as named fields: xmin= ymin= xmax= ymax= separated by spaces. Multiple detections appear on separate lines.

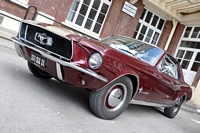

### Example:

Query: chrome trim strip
xmin=56 ymin=63 xmax=63 ymax=80
xmin=14 ymin=43 xmax=23 ymax=57
xmin=13 ymin=37 xmax=108 ymax=83
xmin=130 ymin=100 xmax=171 ymax=107
xmin=25 ymin=25 xmax=28 ymax=40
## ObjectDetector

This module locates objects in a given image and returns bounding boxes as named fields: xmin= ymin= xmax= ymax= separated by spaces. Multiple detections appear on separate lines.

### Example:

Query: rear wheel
xmin=89 ymin=76 xmax=133 ymax=120
xmin=27 ymin=61 xmax=52 ymax=79
xmin=164 ymin=98 xmax=182 ymax=118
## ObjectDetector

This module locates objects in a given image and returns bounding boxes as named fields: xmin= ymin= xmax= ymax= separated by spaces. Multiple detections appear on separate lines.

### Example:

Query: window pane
xmin=84 ymin=19 xmax=93 ymax=30
xmin=88 ymin=9 xmax=97 ymax=20
xmin=138 ymin=25 xmax=147 ymax=41
xmin=141 ymin=25 xmax=147 ymax=34
xmin=180 ymin=41 xmax=190 ymax=48
xmin=140 ymin=8 xmax=146 ymax=20
xmin=97 ymin=13 xmax=105 ymax=24
xmin=75 ymin=15 xmax=84 ymax=26
xmin=195 ymin=53 xmax=200 ymax=61
xmin=190 ymin=42 xmax=197 ymax=48
xmin=184 ymin=27 xmax=192 ymax=37
xmin=184 ymin=51 xmax=193 ymax=60
xmin=176 ymin=50 xmax=185 ymax=58
xmin=83 ymin=0 xmax=90 ymax=5
xmin=101 ymin=3 xmax=109 ymax=14
xmin=92 ymin=0 xmax=100 ymax=9
xmin=133 ymin=22 xmax=141 ymax=38
xmin=145 ymin=11 xmax=152 ymax=23
xmin=79 ymin=4 xmax=88 ymax=16
xmin=146 ymin=28 xmax=153 ymax=38
xmin=69 ymin=0 xmax=80 ymax=12
xmin=145 ymin=28 xmax=153 ymax=43
xmin=191 ymin=62 xmax=200 ymax=72
xmin=66 ymin=11 xmax=76 ymax=22
xmin=93 ymin=23 xmax=101 ymax=34
xmin=191 ymin=27 xmax=200 ymax=38
xmin=151 ymin=32 xmax=159 ymax=45
xmin=157 ymin=19 xmax=164 ymax=30
xmin=133 ymin=31 xmax=138 ymax=38
xmin=181 ymin=60 xmax=190 ymax=69
xmin=151 ymin=15 xmax=158 ymax=27
xmin=196 ymin=42 xmax=200 ymax=49
xmin=180 ymin=41 xmax=200 ymax=49
xmin=66 ymin=0 xmax=80 ymax=21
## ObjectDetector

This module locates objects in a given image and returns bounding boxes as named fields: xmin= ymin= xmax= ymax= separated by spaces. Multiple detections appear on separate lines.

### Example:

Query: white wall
xmin=192 ymin=80 xmax=200 ymax=108
xmin=0 ymin=10 xmax=22 ymax=32
xmin=35 ymin=12 xmax=55 ymax=25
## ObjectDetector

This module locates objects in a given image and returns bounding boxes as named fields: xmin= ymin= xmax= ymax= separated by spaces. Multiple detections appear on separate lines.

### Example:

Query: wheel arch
xmin=181 ymin=94 xmax=187 ymax=103
xmin=126 ymin=74 xmax=139 ymax=99
xmin=98 ymin=73 xmax=139 ymax=96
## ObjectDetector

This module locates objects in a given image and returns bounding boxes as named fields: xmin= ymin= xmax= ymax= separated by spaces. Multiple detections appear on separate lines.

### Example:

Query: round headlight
xmin=88 ymin=52 xmax=103 ymax=70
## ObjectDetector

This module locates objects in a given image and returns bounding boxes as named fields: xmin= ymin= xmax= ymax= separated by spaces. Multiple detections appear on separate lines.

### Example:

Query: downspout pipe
xmin=164 ymin=19 xmax=178 ymax=51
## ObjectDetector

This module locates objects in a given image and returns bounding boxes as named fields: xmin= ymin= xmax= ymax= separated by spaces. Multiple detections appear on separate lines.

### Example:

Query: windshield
xmin=100 ymin=35 xmax=164 ymax=65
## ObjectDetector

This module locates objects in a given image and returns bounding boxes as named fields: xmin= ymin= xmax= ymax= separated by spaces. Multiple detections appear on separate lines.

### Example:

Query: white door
xmin=175 ymin=48 xmax=200 ymax=85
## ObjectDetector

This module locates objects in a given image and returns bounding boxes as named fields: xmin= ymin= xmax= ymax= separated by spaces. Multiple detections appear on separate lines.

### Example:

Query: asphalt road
xmin=0 ymin=39 xmax=200 ymax=133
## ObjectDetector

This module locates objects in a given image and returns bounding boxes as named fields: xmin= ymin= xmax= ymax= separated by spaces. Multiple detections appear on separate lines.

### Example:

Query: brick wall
xmin=54 ymin=0 xmax=73 ymax=23
xmin=0 ymin=0 xmax=27 ymax=18
xmin=100 ymin=0 xmax=144 ymax=38
xmin=167 ymin=23 xmax=185 ymax=56
xmin=157 ymin=20 xmax=172 ymax=50
xmin=192 ymin=67 xmax=200 ymax=87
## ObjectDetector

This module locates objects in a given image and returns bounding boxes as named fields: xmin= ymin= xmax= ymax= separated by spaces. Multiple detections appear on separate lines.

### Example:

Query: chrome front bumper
xmin=12 ymin=37 xmax=108 ymax=83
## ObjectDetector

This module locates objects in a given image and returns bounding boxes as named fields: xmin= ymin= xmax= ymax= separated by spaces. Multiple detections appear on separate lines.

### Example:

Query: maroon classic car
xmin=13 ymin=20 xmax=192 ymax=120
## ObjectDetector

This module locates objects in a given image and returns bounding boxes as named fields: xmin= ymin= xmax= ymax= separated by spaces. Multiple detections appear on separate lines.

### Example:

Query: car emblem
xmin=139 ymin=87 xmax=149 ymax=95
xmin=34 ymin=32 xmax=53 ymax=46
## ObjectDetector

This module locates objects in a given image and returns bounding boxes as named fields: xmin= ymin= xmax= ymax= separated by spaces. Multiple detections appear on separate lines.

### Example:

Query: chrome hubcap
xmin=105 ymin=83 xmax=127 ymax=111
xmin=108 ymin=88 xmax=123 ymax=107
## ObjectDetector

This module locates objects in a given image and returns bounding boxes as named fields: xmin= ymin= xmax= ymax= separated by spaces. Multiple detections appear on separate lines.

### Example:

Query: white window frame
xmin=63 ymin=0 xmax=111 ymax=39
xmin=134 ymin=8 xmax=165 ymax=45
xmin=18 ymin=0 xmax=29 ymax=4
xmin=10 ymin=0 xmax=29 ymax=8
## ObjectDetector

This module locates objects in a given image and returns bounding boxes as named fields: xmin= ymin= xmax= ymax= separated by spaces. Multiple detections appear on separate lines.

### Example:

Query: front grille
xmin=19 ymin=22 xmax=72 ymax=60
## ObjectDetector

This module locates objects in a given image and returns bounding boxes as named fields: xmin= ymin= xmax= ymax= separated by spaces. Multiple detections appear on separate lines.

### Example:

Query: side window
xmin=157 ymin=55 xmax=179 ymax=79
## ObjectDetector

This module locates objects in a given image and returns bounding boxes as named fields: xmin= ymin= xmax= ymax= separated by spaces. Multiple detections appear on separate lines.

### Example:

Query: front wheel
xmin=164 ymin=98 xmax=183 ymax=118
xmin=89 ymin=76 xmax=133 ymax=120
xmin=28 ymin=61 xmax=52 ymax=79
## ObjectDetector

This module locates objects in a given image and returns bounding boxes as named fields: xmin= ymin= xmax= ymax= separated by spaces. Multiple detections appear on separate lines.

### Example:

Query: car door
xmin=146 ymin=54 xmax=181 ymax=105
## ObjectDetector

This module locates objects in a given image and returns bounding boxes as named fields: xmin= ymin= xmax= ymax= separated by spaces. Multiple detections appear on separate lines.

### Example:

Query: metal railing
xmin=1 ymin=5 xmax=92 ymax=39
xmin=24 ymin=5 xmax=64 ymax=26
xmin=0 ymin=12 xmax=21 ymax=22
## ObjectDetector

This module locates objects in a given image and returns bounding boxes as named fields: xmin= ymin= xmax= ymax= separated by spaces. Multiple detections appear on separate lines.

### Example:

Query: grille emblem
xmin=34 ymin=32 xmax=53 ymax=46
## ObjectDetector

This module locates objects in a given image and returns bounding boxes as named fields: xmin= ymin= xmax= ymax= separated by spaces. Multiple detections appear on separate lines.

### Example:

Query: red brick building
xmin=0 ymin=0 xmax=200 ymax=86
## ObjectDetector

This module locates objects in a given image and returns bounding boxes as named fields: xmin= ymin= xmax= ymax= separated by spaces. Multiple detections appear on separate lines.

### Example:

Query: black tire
xmin=164 ymin=98 xmax=183 ymax=118
xmin=89 ymin=76 xmax=133 ymax=120
xmin=27 ymin=61 xmax=52 ymax=79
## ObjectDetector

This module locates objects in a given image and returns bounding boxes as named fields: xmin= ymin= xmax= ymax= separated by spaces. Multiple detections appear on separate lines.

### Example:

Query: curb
xmin=181 ymin=100 xmax=200 ymax=114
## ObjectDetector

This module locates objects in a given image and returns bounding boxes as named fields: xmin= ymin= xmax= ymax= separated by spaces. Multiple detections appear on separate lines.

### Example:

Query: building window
xmin=133 ymin=8 xmax=165 ymax=45
xmin=66 ymin=0 xmax=111 ymax=36
xmin=9 ymin=0 xmax=29 ymax=8
xmin=18 ymin=0 xmax=28 ymax=4
xmin=175 ymin=26 xmax=200 ymax=72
